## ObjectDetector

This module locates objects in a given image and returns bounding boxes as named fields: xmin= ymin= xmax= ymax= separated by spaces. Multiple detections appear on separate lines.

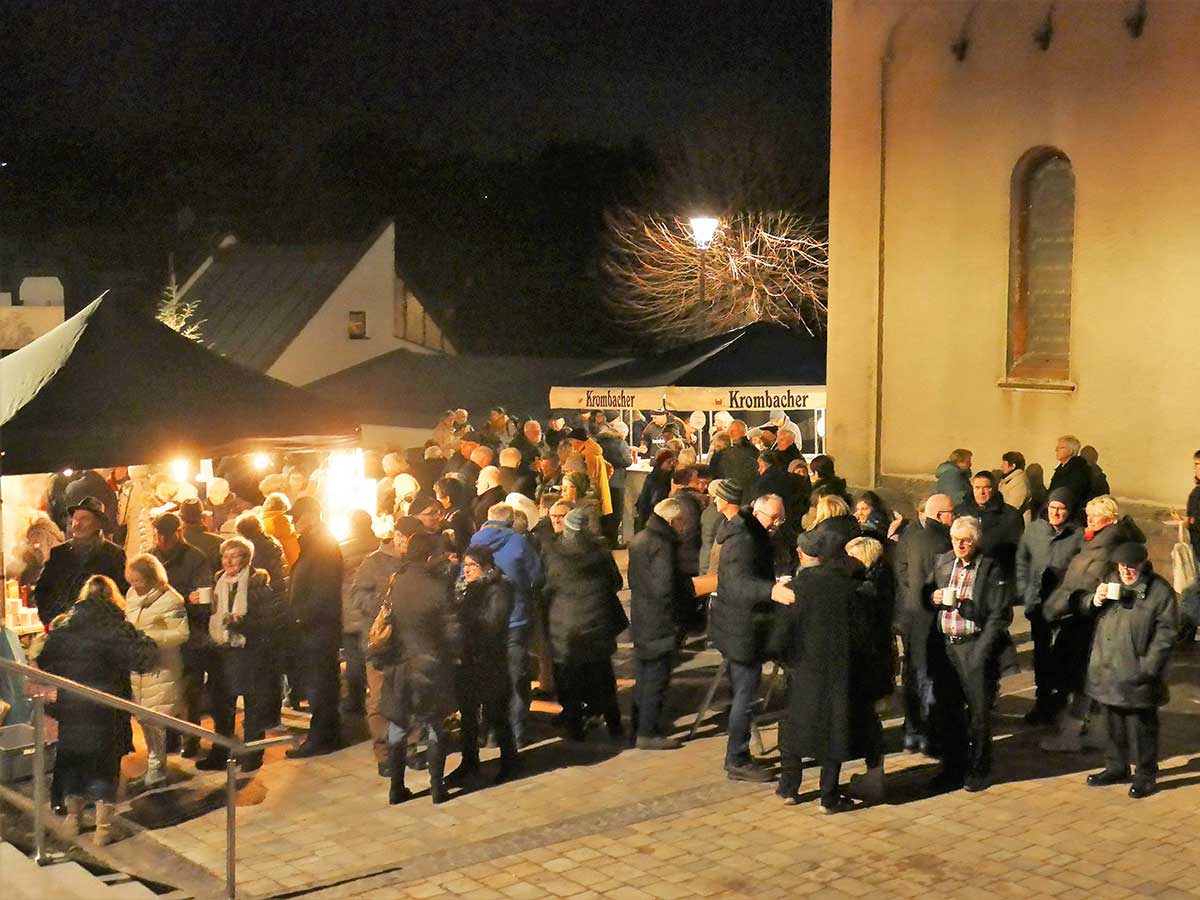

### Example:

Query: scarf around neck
xmin=210 ymin=567 xmax=250 ymax=647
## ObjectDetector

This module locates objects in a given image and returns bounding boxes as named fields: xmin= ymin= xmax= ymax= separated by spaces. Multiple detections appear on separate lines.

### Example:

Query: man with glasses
xmin=927 ymin=516 xmax=1012 ymax=793
xmin=1015 ymin=488 xmax=1084 ymax=724
xmin=752 ymin=493 xmax=795 ymax=578
xmin=893 ymin=493 xmax=955 ymax=755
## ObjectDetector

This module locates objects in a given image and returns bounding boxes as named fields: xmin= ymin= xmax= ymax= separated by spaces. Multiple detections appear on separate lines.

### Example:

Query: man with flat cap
xmin=769 ymin=529 xmax=872 ymax=813
xmin=1015 ymin=487 xmax=1084 ymax=724
xmin=1082 ymin=542 xmax=1177 ymax=799
xmin=33 ymin=496 xmax=127 ymax=625
xmin=708 ymin=479 xmax=781 ymax=782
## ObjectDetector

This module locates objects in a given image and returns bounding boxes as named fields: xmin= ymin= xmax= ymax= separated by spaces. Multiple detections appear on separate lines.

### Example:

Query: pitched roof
xmin=179 ymin=224 xmax=387 ymax=371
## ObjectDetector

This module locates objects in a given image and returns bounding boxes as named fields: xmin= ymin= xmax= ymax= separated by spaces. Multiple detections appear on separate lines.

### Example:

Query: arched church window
xmin=1007 ymin=149 xmax=1074 ymax=381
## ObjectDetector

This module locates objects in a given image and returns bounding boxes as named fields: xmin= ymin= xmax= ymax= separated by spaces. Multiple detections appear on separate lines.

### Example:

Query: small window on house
xmin=1007 ymin=149 xmax=1074 ymax=381
xmin=348 ymin=310 xmax=367 ymax=339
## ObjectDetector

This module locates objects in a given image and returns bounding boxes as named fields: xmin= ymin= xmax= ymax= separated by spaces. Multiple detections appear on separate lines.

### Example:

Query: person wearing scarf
xmin=195 ymin=536 xmax=280 ymax=773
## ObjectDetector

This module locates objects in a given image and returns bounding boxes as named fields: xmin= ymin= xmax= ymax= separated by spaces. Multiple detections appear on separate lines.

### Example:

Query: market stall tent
xmin=549 ymin=322 xmax=827 ymax=413
xmin=0 ymin=294 xmax=360 ymax=476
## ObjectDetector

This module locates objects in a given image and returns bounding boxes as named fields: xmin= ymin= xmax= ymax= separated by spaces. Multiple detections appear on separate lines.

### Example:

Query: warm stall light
xmin=689 ymin=216 xmax=720 ymax=251
xmin=322 ymin=449 xmax=381 ymax=541
xmin=170 ymin=458 xmax=191 ymax=483
xmin=253 ymin=453 xmax=271 ymax=471
xmin=62 ymin=468 xmax=74 ymax=478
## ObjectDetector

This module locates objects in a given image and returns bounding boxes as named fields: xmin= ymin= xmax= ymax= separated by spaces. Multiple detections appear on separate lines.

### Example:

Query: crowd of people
xmin=18 ymin=410 xmax=1200 ymax=838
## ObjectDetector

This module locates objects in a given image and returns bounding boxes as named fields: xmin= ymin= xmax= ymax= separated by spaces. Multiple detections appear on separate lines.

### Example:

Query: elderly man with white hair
xmin=925 ymin=515 xmax=1012 ymax=794
xmin=1048 ymin=434 xmax=1093 ymax=517
xmin=498 ymin=446 xmax=537 ymax=499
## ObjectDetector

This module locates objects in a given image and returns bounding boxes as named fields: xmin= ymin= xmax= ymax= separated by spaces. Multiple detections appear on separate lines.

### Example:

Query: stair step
xmin=0 ymin=841 xmax=158 ymax=899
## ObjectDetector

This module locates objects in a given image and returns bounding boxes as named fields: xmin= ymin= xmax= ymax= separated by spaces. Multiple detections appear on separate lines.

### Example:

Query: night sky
xmin=3 ymin=0 xmax=832 ymax=352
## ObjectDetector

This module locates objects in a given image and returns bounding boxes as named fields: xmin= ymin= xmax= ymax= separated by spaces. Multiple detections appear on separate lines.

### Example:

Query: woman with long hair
xmin=634 ymin=449 xmax=677 ymax=533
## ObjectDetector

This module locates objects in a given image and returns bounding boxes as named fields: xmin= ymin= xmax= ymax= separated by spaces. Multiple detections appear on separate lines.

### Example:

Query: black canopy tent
xmin=0 ymin=294 xmax=360 ymax=476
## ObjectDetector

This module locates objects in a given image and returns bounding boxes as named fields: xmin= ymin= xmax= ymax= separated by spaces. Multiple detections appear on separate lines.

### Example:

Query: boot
xmin=181 ymin=737 xmax=201 ymax=759
xmin=388 ymin=744 xmax=412 ymax=805
xmin=1040 ymin=714 xmax=1085 ymax=752
xmin=63 ymin=795 xmax=84 ymax=837
xmin=848 ymin=764 xmax=886 ymax=803
xmin=444 ymin=754 xmax=480 ymax=787
xmin=775 ymin=772 xmax=801 ymax=804
xmin=93 ymin=801 xmax=115 ymax=847
xmin=428 ymin=742 xmax=448 ymax=805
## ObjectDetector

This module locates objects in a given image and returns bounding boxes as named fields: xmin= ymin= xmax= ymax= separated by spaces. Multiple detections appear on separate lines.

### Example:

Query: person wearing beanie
xmin=178 ymin=498 xmax=223 ymax=573
xmin=1082 ymin=542 xmax=1177 ymax=798
xmin=1015 ymin=488 xmax=1085 ymax=724
xmin=1041 ymin=494 xmax=1146 ymax=752
xmin=542 ymin=502 xmax=626 ymax=742
xmin=706 ymin=477 xmax=777 ymax=783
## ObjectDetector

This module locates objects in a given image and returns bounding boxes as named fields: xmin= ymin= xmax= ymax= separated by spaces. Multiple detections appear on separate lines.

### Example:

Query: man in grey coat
xmin=1082 ymin=543 xmax=1177 ymax=798
xmin=1015 ymin=488 xmax=1084 ymax=724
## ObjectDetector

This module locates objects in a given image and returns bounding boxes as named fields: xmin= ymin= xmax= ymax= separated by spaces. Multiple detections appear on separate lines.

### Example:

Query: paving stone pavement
xmin=108 ymin=550 xmax=1200 ymax=899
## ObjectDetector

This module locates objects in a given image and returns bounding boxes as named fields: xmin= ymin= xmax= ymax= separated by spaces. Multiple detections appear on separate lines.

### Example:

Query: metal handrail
xmin=0 ymin=655 xmax=297 ymax=898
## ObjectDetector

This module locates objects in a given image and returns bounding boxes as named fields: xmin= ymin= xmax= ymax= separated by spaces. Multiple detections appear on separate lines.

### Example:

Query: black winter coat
xmin=1043 ymin=517 xmax=1146 ymax=621
xmin=543 ymin=533 xmax=626 ymax=664
xmin=927 ymin=553 xmax=1014 ymax=677
xmin=671 ymin=487 xmax=706 ymax=577
xmin=954 ymin=494 xmax=1025 ymax=578
xmin=153 ymin=540 xmax=215 ymax=648
xmin=34 ymin=538 xmax=128 ymax=625
xmin=1084 ymin=569 xmax=1177 ymax=708
xmin=38 ymin=598 xmax=158 ymax=755
xmin=628 ymin=514 xmax=693 ymax=659
xmin=768 ymin=563 xmax=878 ymax=763
xmin=893 ymin=518 xmax=951 ymax=672
xmin=472 ymin=486 xmax=508 ymax=527
xmin=810 ymin=514 xmax=861 ymax=551
xmin=853 ymin=560 xmax=897 ymax=700
xmin=710 ymin=440 xmax=759 ymax=495
xmin=1048 ymin=456 xmax=1094 ymax=517
xmin=710 ymin=511 xmax=775 ymax=663
xmin=1015 ymin=520 xmax=1083 ymax=613
xmin=379 ymin=561 xmax=461 ymax=726
xmin=634 ymin=469 xmax=673 ymax=532
xmin=454 ymin=569 xmax=514 ymax=688
xmin=246 ymin=532 xmax=289 ymax=602
xmin=289 ymin=526 xmax=344 ymax=639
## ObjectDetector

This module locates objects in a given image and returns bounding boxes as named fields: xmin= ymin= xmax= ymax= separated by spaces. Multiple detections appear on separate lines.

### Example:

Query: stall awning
xmin=550 ymin=322 xmax=827 ymax=412
xmin=0 ymin=294 xmax=360 ymax=475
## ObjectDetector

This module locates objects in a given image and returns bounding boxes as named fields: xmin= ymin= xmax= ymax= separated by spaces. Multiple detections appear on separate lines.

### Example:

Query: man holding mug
xmin=151 ymin=512 xmax=218 ymax=757
xmin=1082 ymin=543 xmax=1177 ymax=798
xmin=926 ymin=516 xmax=1012 ymax=793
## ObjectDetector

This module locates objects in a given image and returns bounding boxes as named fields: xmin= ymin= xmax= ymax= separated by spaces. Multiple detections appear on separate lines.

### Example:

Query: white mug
xmin=1106 ymin=582 xmax=1122 ymax=600
xmin=941 ymin=587 xmax=957 ymax=607
xmin=197 ymin=586 xmax=214 ymax=605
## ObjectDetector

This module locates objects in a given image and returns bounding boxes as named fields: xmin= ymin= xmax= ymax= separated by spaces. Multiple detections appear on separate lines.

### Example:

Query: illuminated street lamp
xmin=689 ymin=216 xmax=719 ymax=307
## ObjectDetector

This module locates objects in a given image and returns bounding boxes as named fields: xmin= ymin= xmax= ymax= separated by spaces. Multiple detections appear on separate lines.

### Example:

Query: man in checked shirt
xmin=926 ymin=515 xmax=1013 ymax=793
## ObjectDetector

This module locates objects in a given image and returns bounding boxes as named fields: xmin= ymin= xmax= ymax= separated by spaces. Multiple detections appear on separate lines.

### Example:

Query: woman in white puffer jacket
xmin=125 ymin=553 xmax=189 ymax=788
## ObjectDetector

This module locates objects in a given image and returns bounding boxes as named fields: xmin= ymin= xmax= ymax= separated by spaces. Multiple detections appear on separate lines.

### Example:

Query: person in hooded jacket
xmin=376 ymin=533 xmax=461 ymax=805
xmin=934 ymin=449 xmax=973 ymax=507
xmin=447 ymin=545 xmax=519 ymax=786
xmin=261 ymin=493 xmax=301 ymax=568
xmin=542 ymin=507 xmax=626 ymax=740
xmin=37 ymin=575 xmax=158 ymax=845
xmin=627 ymin=498 xmax=695 ymax=749
xmin=1041 ymin=494 xmax=1147 ymax=752
xmin=1015 ymin=489 xmax=1084 ymax=724
xmin=469 ymin=503 xmax=544 ymax=745
xmin=1080 ymin=542 xmax=1177 ymax=799
xmin=124 ymin=554 xmax=189 ymax=790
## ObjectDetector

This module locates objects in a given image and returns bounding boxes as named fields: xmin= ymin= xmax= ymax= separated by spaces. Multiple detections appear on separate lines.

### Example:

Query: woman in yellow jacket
xmin=261 ymin=493 xmax=301 ymax=568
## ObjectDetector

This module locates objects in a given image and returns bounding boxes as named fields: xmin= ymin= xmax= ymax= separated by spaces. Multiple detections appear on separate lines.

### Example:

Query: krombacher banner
xmin=548 ymin=383 xmax=826 ymax=412
xmin=547 ymin=386 xmax=667 ymax=409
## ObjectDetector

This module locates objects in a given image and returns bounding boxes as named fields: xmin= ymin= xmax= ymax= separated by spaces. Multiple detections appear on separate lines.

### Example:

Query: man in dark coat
xmin=150 ymin=512 xmax=217 ymax=756
xmin=510 ymin=419 xmax=550 ymax=470
xmin=926 ymin=515 xmax=1012 ymax=793
xmin=497 ymin=448 xmax=538 ymax=500
xmin=708 ymin=479 xmax=777 ymax=781
xmin=627 ymin=498 xmax=695 ymax=749
xmin=892 ymin=494 xmax=954 ymax=754
xmin=286 ymin=496 xmax=345 ymax=757
xmin=954 ymin=471 xmax=1025 ymax=578
xmin=668 ymin=468 xmax=707 ymax=580
xmin=770 ymin=530 xmax=875 ymax=813
xmin=60 ymin=471 xmax=119 ymax=536
xmin=1015 ymin=488 xmax=1084 ymax=724
xmin=708 ymin=421 xmax=759 ymax=493
xmin=1183 ymin=449 xmax=1200 ymax=554
xmin=809 ymin=455 xmax=852 ymax=506
xmin=1081 ymin=543 xmax=1177 ymax=799
xmin=378 ymin=533 xmax=461 ymax=805
xmin=1048 ymin=435 xmax=1094 ymax=520
xmin=34 ymin=497 xmax=128 ymax=625
xmin=472 ymin=466 xmax=508 ymax=527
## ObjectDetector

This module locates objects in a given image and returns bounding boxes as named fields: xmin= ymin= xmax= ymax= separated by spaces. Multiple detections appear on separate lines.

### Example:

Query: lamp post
xmin=689 ymin=216 xmax=719 ymax=308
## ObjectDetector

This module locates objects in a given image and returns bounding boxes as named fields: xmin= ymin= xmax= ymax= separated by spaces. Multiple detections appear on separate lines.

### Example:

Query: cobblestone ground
xmin=109 ymin=553 xmax=1200 ymax=900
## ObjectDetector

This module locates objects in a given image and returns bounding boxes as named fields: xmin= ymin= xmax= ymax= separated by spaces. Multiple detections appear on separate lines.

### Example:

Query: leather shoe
xmin=1086 ymin=769 xmax=1129 ymax=787
xmin=822 ymin=795 xmax=856 ymax=815
xmin=286 ymin=740 xmax=337 ymax=760
xmin=195 ymin=753 xmax=228 ymax=772
xmin=964 ymin=774 xmax=990 ymax=793
xmin=725 ymin=762 xmax=774 ymax=783
xmin=635 ymin=735 xmax=682 ymax=750
xmin=1128 ymin=781 xmax=1157 ymax=799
